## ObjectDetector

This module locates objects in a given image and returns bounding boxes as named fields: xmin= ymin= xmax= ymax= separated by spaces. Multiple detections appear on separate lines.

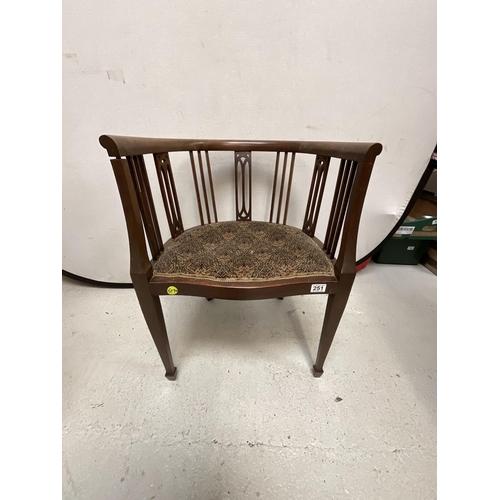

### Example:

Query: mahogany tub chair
xmin=99 ymin=135 xmax=382 ymax=380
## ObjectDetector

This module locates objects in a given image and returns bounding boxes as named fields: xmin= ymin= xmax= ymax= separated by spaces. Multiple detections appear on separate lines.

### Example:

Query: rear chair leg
xmin=313 ymin=288 xmax=351 ymax=377
xmin=132 ymin=274 xmax=177 ymax=380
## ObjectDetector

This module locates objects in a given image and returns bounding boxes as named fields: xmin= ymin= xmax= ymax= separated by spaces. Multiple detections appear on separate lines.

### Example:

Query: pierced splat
xmin=153 ymin=153 xmax=184 ymax=239
xmin=235 ymin=152 xmax=252 ymax=221
xmin=302 ymin=155 xmax=331 ymax=237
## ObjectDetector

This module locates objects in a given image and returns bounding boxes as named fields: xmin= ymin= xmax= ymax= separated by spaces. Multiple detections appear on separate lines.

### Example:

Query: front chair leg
xmin=132 ymin=274 xmax=177 ymax=380
xmin=313 ymin=288 xmax=351 ymax=377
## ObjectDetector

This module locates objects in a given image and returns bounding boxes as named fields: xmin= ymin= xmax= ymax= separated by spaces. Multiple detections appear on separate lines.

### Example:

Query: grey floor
xmin=62 ymin=262 xmax=436 ymax=500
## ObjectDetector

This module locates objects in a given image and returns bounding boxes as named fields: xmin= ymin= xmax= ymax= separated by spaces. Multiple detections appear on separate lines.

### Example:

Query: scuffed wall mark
xmin=63 ymin=457 xmax=78 ymax=496
xmin=63 ymin=53 xmax=78 ymax=64
xmin=201 ymin=40 xmax=205 ymax=48
xmin=374 ymin=103 xmax=391 ymax=114
xmin=107 ymin=70 xmax=126 ymax=84
xmin=415 ymin=86 xmax=433 ymax=97
xmin=81 ymin=69 xmax=100 ymax=75
xmin=306 ymin=125 xmax=320 ymax=130
xmin=325 ymin=43 xmax=332 ymax=62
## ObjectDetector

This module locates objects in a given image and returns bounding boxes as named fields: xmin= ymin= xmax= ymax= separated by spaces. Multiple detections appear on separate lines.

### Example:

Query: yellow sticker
xmin=167 ymin=286 xmax=178 ymax=295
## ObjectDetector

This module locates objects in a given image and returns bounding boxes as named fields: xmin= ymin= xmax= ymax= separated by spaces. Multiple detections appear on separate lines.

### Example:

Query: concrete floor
xmin=62 ymin=262 xmax=436 ymax=500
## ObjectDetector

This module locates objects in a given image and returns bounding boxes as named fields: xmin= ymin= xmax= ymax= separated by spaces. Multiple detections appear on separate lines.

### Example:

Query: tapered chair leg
xmin=132 ymin=274 xmax=177 ymax=380
xmin=313 ymin=287 xmax=352 ymax=377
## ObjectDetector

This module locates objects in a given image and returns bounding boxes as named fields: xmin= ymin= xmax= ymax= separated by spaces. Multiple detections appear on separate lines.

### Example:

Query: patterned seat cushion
xmin=153 ymin=221 xmax=335 ymax=282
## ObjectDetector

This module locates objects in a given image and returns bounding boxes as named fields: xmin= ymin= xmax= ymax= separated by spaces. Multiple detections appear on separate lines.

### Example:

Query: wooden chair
xmin=99 ymin=136 xmax=382 ymax=380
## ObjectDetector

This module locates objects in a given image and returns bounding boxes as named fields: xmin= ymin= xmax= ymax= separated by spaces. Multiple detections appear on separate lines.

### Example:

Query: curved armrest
xmin=99 ymin=135 xmax=382 ymax=162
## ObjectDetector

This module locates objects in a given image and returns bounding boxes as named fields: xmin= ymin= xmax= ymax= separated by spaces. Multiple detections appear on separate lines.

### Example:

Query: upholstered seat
xmin=153 ymin=221 xmax=336 ymax=282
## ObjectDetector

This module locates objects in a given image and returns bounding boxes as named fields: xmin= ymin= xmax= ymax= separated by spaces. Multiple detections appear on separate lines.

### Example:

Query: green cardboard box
xmin=372 ymin=197 xmax=437 ymax=264
xmin=393 ymin=197 xmax=437 ymax=240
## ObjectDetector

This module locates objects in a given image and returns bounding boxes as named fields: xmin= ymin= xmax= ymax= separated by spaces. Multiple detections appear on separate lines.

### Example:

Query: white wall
xmin=63 ymin=0 xmax=436 ymax=282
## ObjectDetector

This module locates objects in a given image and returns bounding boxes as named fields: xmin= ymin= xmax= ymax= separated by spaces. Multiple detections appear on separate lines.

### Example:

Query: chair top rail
xmin=99 ymin=135 xmax=382 ymax=162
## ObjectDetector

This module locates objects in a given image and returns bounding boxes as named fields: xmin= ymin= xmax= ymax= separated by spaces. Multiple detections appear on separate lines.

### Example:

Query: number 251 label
xmin=310 ymin=284 xmax=327 ymax=293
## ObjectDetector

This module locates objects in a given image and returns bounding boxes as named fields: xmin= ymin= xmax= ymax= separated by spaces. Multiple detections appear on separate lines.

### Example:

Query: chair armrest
xmin=99 ymin=135 xmax=382 ymax=162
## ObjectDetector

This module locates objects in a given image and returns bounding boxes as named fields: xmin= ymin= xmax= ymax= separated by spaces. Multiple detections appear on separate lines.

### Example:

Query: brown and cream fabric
xmin=153 ymin=221 xmax=335 ymax=282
